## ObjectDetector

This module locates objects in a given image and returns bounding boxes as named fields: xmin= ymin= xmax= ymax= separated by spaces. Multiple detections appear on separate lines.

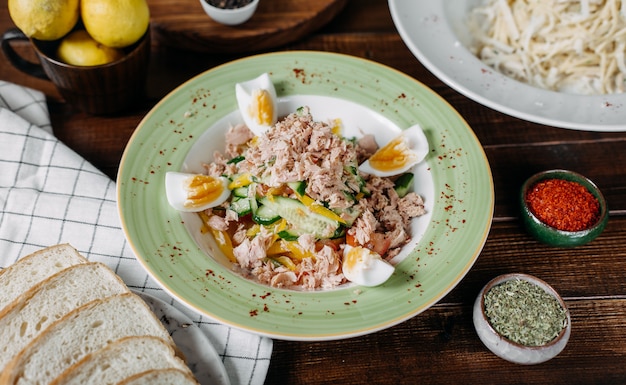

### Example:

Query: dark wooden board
xmin=147 ymin=0 xmax=348 ymax=52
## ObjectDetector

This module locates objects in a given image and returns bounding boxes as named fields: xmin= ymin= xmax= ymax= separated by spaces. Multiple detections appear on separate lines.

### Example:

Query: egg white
xmin=342 ymin=245 xmax=395 ymax=287
xmin=235 ymin=72 xmax=278 ymax=136
xmin=359 ymin=124 xmax=429 ymax=177
xmin=165 ymin=172 xmax=231 ymax=212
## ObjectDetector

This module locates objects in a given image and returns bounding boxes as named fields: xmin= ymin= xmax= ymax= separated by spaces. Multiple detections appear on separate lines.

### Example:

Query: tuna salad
xmin=198 ymin=106 xmax=426 ymax=290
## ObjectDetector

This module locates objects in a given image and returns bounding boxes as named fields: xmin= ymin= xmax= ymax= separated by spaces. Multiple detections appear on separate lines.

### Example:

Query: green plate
xmin=117 ymin=51 xmax=493 ymax=341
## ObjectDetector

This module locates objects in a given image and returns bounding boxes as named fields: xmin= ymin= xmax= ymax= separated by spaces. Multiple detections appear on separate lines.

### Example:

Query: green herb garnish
xmin=227 ymin=155 xmax=245 ymax=164
xmin=483 ymin=279 xmax=567 ymax=347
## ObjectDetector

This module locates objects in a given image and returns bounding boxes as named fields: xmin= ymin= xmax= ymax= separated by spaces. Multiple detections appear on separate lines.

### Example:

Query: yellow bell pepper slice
xmin=228 ymin=173 xmax=255 ymax=190
xmin=282 ymin=240 xmax=315 ymax=261
xmin=246 ymin=223 xmax=261 ymax=238
xmin=266 ymin=239 xmax=315 ymax=261
xmin=297 ymin=194 xmax=346 ymax=224
xmin=271 ymin=256 xmax=297 ymax=271
xmin=275 ymin=218 xmax=288 ymax=233
xmin=266 ymin=240 xmax=289 ymax=255
xmin=208 ymin=228 xmax=237 ymax=263
xmin=331 ymin=118 xmax=343 ymax=136
xmin=198 ymin=211 xmax=211 ymax=234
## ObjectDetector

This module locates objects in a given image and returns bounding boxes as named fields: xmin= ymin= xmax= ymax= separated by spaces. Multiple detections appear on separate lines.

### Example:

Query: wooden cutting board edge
xmin=149 ymin=0 xmax=349 ymax=53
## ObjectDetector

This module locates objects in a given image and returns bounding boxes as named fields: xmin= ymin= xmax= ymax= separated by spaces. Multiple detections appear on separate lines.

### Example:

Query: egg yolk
xmin=331 ymin=118 xmax=343 ymax=136
xmin=344 ymin=246 xmax=366 ymax=271
xmin=248 ymin=89 xmax=274 ymax=126
xmin=183 ymin=175 xmax=224 ymax=209
xmin=368 ymin=135 xmax=417 ymax=172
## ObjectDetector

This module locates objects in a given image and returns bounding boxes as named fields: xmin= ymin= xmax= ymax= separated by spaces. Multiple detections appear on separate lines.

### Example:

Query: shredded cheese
xmin=467 ymin=0 xmax=626 ymax=94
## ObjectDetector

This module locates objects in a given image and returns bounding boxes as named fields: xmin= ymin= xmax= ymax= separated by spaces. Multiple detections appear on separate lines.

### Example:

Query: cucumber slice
xmin=287 ymin=181 xmax=306 ymax=196
xmin=394 ymin=173 xmax=414 ymax=198
xmin=249 ymin=184 xmax=259 ymax=213
xmin=331 ymin=226 xmax=346 ymax=239
xmin=253 ymin=203 xmax=281 ymax=225
xmin=258 ymin=196 xmax=340 ymax=239
xmin=232 ymin=186 xmax=249 ymax=198
xmin=334 ymin=206 xmax=361 ymax=226
xmin=230 ymin=197 xmax=252 ymax=216
xmin=277 ymin=229 xmax=300 ymax=241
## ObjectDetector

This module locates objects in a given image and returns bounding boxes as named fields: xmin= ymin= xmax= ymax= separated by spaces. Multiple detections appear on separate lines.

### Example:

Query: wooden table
xmin=3 ymin=1 xmax=626 ymax=384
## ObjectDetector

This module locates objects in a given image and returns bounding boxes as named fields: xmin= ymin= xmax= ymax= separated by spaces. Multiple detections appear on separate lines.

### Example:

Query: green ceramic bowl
xmin=520 ymin=170 xmax=608 ymax=247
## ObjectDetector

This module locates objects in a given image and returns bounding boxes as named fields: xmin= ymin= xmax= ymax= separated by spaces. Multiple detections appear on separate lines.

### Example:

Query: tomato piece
xmin=365 ymin=233 xmax=391 ymax=256
xmin=317 ymin=237 xmax=345 ymax=252
xmin=345 ymin=232 xmax=358 ymax=247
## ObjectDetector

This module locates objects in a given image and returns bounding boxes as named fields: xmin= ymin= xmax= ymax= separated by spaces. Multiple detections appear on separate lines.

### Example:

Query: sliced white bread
xmin=0 ymin=244 xmax=88 ymax=313
xmin=117 ymin=368 xmax=201 ymax=385
xmin=0 ymin=262 xmax=130 ymax=372
xmin=0 ymin=293 xmax=175 ymax=385
xmin=49 ymin=336 xmax=193 ymax=385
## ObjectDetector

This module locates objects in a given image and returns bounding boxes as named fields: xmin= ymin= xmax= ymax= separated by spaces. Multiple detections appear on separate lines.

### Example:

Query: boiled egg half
xmin=235 ymin=72 xmax=278 ymax=136
xmin=342 ymin=245 xmax=395 ymax=287
xmin=359 ymin=124 xmax=428 ymax=177
xmin=165 ymin=172 xmax=230 ymax=212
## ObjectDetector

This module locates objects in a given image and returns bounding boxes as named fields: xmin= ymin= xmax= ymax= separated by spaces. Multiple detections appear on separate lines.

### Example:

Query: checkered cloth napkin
xmin=0 ymin=81 xmax=272 ymax=385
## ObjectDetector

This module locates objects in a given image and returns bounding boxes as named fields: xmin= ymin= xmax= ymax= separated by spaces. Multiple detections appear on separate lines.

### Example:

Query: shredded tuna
xmin=270 ymin=271 xmax=298 ymax=288
xmin=198 ymin=107 xmax=427 ymax=290
xmin=233 ymin=227 xmax=273 ymax=268
xmin=349 ymin=210 xmax=378 ymax=245
xmin=356 ymin=134 xmax=378 ymax=161
xmin=399 ymin=193 xmax=426 ymax=220
xmin=206 ymin=214 xmax=229 ymax=232
xmin=225 ymin=123 xmax=254 ymax=157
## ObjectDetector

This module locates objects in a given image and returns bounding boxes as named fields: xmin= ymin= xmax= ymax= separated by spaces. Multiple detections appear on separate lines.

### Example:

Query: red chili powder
xmin=525 ymin=178 xmax=600 ymax=232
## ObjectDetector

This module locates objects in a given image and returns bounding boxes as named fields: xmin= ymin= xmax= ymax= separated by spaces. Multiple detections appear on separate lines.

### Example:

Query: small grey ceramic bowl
xmin=520 ymin=169 xmax=608 ymax=247
xmin=473 ymin=273 xmax=571 ymax=365
xmin=199 ymin=0 xmax=259 ymax=25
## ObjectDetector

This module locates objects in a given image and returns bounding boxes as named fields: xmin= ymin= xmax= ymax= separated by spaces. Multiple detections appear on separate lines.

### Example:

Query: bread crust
xmin=0 ymin=262 xmax=130 ymax=372
xmin=118 ymin=368 xmax=201 ymax=385
xmin=49 ymin=336 xmax=194 ymax=385
xmin=0 ymin=244 xmax=88 ymax=313
xmin=0 ymin=293 xmax=174 ymax=385
xmin=0 ymin=244 xmax=200 ymax=385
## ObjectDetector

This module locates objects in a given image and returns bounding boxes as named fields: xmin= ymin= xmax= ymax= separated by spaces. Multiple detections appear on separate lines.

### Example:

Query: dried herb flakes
xmin=484 ymin=279 xmax=567 ymax=347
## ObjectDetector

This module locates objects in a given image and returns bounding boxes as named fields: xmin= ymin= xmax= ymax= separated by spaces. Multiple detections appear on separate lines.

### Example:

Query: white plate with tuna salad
xmin=117 ymin=51 xmax=494 ymax=341
xmin=389 ymin=0 xmax=626 ymax=131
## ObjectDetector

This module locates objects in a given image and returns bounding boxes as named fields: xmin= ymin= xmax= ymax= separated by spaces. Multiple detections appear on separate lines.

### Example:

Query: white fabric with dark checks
xmin=0 ymin=80 xmax=272 ymax=385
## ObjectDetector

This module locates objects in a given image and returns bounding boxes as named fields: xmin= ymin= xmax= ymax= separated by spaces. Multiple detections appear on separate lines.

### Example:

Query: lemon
xmin=8 ymin=0 xmax=79 ymax=41
xmin=56 ymin=30 xmax=124 ymax=66
xmin=81 ymin=0 xmax=150 ymax=48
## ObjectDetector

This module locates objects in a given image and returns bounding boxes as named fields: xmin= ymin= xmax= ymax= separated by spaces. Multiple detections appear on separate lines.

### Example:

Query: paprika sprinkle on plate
xmin=525 ymin=178 xmax=600 ymax=232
